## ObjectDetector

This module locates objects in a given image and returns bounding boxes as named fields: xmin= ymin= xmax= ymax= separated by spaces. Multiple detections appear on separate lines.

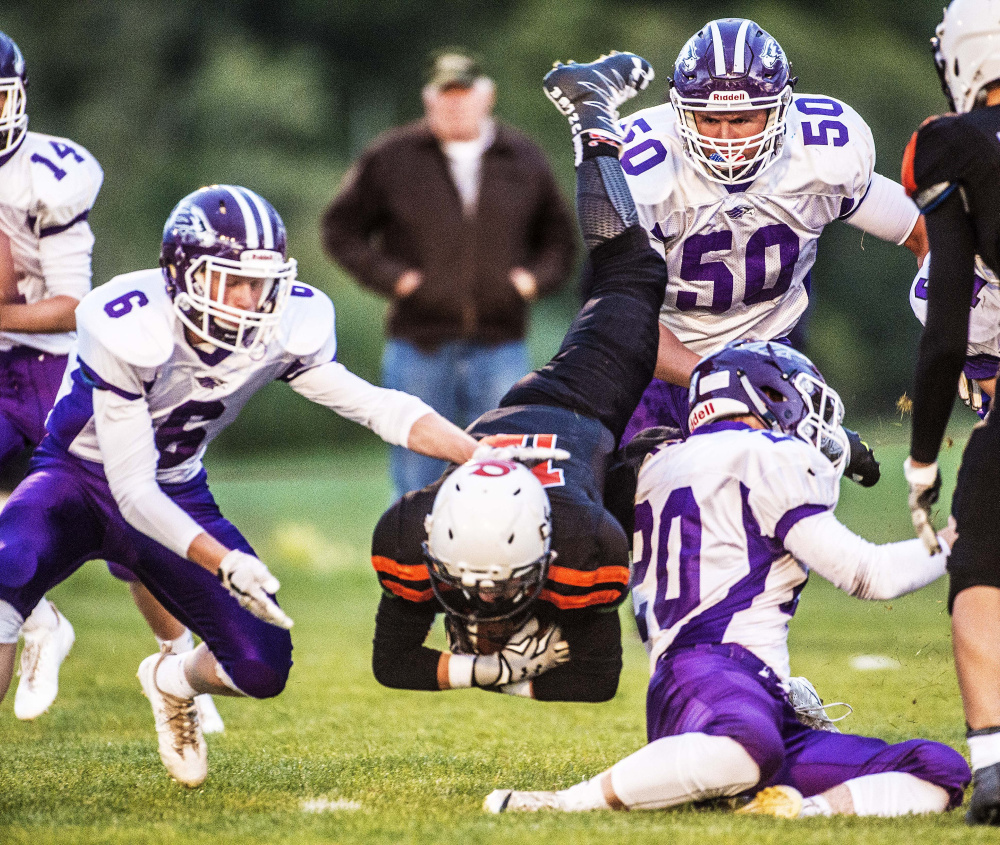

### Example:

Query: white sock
xmin=609 ymin=733 xmax=760 ymax=810
xmin=845 ymin=772 xmax=949 ymax=817
xmin=556 ymin=778 xmax=610 ymax=811
xmin=21 ymin=599 xmax=59 ymax=636
xmin=154 ymin=653 xmax=199 ymax=699
xmin=158 ymin=628 xmax=195 ymax=654
xmin=800 ymin=795 xmax=833 ymax=817
xmin=969 ymin=731 xmax=1000 ymax=771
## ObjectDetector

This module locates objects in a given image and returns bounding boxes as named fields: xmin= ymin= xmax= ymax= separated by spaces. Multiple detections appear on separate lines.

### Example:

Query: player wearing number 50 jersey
xmin=618 ymin=18 xmax=925 ymax=463
xmin=0 ymin=183 xmax=478 ymax=788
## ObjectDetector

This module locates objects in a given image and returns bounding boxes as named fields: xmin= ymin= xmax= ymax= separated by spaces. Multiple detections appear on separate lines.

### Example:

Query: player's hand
xmin=394 ymin=270 xmax=422 ymax=298
xmin=218 ymin=550 xmax=294 ymax=629
xmin=471 ymin=444 xmax=571 ymax=466
xmin=471 ymin=619 xmax=570 ymax=687
xmin=903 ymin=457 xmax=942 ymax=555
xmin=844 ymin=428 xmax=881 ymax=487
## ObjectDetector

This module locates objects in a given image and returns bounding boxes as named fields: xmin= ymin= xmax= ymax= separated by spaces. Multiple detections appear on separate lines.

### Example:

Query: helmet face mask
xmin=671 ymin=18 xmax=794 ymax=184
xmin=423 ymin=460 xmax=554 ymax=624
xmin=688 ymin=340 xmax=849 ymax=473
xmin=0 ymin=32 xmax=28 ymax=162
xmin=933 ymin=0 xmax=1000 ymax=113
xmin=161 ymin=185 xmax=296 ymax=353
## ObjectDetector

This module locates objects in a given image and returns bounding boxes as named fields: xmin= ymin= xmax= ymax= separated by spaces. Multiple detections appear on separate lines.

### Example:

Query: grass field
xmin=1 ymin=423 xmax=995 ymax=844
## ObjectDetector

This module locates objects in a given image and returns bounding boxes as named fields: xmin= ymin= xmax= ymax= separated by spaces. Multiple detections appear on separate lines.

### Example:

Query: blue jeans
xmin=382 ymin=338 xmax=530 ymax=497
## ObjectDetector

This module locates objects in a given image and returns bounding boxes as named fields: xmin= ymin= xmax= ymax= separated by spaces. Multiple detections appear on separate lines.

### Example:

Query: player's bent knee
xmin=894 ymin=739 xmax=971 ymax=809
xmin=220 ymin=657 xmax=290 ymax=699
xmin=0 ymin=539 xmax=40 ymax=589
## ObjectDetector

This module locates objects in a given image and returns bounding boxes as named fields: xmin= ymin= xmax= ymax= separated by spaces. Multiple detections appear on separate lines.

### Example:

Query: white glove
xmin=218 ymin=550 xmax=294 ymax=629
xmin=471 ymin=617 xmax=570 ymax=687
xmin=958 ymin=372 xmax=984 ymax=412
xmin=471 ymin=444 xmax=571 ymax=465
xmin=903 ymin=458 xmax=943 ymax=555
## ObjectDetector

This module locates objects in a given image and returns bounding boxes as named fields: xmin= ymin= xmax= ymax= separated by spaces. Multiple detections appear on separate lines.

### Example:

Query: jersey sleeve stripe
xmin=381 ymin=581 xmax=435 ymax=602
xmin=774 ymin=503 xmax=828 ymax=543
xmin=78 ymin=358 xmax=143 ymax=401
xmin=38 ymin=208 xmax=91 ymax=238
xmin=372 ymin=554 xmax=429 ymax=581
xmin=539 ymin=588 xmax=625 ymax=610
xmin=547 ymin=563 xmax=629 ymax=588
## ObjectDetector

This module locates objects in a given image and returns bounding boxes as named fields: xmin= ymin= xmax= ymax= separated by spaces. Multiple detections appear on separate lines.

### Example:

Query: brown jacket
xmin=321 ymin=119 xmax=575 ymax=349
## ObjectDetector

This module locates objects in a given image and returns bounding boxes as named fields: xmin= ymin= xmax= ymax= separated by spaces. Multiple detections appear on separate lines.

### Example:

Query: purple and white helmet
xmin=688 ymin=340 xmax=849 ymax=472
xmin=160 ymin=185 xmax=296 ymax=352
xmin=0 ymin=32 xmax=27 ymax=165
xmin=670 ymin=19 xmax=794 ymax=184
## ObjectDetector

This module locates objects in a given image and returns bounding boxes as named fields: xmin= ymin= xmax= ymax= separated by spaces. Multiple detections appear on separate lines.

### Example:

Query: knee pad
xmin=219 ymin=657 xmax=289 ymax=699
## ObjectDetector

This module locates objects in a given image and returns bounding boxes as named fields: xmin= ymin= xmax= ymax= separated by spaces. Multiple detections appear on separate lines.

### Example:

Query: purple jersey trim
xmin=963 ymin=353 xmax=1000 ymax=381
xmin=190 ymin=343 xmax=231 ymax=367
xmin=774 ymin=503 xmax=828 ymax=543
xmin=78 ymin=358 xmax=142 ymax=401
xmin=279 ymin=353 xmax=337 ymax=383
xmin=838 ymin=180 xmax=872 ymax=221
xmin=669 ymin=482 xmax=783 ymax=651
xmin=44 ymin=367 xmax=96 ymax=451
xmin=37 ymin=209 xmax=90 ymax=238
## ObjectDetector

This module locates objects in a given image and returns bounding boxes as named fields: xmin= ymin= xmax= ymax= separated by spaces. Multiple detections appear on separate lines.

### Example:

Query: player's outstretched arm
xmin=406 ymin=411 xmax=477 ymax=464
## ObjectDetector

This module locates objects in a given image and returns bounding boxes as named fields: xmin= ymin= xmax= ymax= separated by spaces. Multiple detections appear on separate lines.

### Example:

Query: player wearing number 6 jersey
xmin=617 ymin=19 xmax=925 ymax=478
xmin=487 ymin=341 xmax=970 ymax=818
xmin=0 ymin=184 xmax=478 ymax=787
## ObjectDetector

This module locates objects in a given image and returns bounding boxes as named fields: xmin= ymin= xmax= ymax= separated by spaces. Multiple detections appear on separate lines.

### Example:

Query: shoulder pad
xmin=787 ymin=94 xmax=874 ymax=192
xmin=76 ymin=270 xmax=175 ymax=368
xmin=276 ymin=283 xmax=336 ymax=358
xmin=23 ymin=133 xmax=104 ymax=229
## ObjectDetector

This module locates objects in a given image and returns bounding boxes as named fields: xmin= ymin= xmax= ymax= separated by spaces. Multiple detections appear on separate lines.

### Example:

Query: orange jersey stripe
xmin=383 ymin=581 xmax=435 ymax=603
xmin=372 ymin=555 xmax=429 ymax=582
xmin=539 ymin=588 xmax=624 ymax=610
xmin=547 ymin=563 xmax=629 ymax=589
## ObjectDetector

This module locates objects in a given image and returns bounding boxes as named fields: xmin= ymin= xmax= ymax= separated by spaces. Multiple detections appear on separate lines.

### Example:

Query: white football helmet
xmin=423 ymin=459 xmax=554 ymax=622
xmin=934 ymin=0 xmax=1000 ymax=113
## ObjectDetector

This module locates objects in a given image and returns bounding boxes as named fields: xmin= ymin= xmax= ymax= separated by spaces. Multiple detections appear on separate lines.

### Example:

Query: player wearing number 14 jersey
xmin=0 ymin=183 xmax=478 ymax=787
xmin=618 ymin=18 xmax=926 ymax=450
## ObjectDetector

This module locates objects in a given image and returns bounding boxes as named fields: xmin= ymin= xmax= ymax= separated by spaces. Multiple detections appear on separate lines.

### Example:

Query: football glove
xmin=903 ymin=457 xmax=942 ymax=555
xmin=471 ymin=618 xmax=569 ymax=687
xmin=218 ymin=550 xmax=294 ymax=630
xmin=471 ymin=443 xmax=571 ymax=466
xmin=844 ymin=428 xmax=881 ymax=487
xmin=958 ymin=372 xmax=985 ymax=414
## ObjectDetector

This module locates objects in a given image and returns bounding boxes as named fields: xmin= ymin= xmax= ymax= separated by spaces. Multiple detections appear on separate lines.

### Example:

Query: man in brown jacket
xmin=322 ymin=50 xmax=575 ymax=497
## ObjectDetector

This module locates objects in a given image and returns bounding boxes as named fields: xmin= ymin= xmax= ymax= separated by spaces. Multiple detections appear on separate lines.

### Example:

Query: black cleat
xmin=967 ymin=761 xmax=1000 ymax=825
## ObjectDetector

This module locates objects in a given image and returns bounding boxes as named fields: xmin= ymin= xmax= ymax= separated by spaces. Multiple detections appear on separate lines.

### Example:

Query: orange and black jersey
xmin=906 ymin=107 xmax=1000 ymax=462
xmin=371 ymin=404 xmax=631 ymax=701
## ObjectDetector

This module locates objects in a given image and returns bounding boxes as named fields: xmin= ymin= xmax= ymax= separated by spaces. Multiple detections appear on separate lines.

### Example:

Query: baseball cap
xmin=425 ymin=50 xmax=486 ymax=90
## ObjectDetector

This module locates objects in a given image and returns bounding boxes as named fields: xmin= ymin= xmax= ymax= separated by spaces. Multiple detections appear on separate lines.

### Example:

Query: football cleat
xmin=543 ymin=53 xmax=654 ymax=160
xmin=967 ymin=761 xmax=1000 ymax=826
xmin=736 ymin=785 xmax=803 ymax=819
xmin=137 ymin=648 xmax=207 ymax=788
xmin=14 ymin=605 xmax=75 ymax=720
xmin=787 ymin=676 xmax=851 ymax=732
xmin=195 ymin=693 xmax=225 ymax=735
xmin=484 ymin=789 xmax=564 ymax=813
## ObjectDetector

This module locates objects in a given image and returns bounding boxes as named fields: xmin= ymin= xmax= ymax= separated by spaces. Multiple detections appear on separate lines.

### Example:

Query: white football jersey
xmin=910 ymin=253 xmax=1000 ymax=362
xmin=622 ymin=94 xmax=875 ymax=355
xmin=47 ymin=269 xmax=340 ymax=484
xmin=632 ymin=423 xmax=840 ymax=680
xmin=0 ymin=131 xmax=103 ymax=354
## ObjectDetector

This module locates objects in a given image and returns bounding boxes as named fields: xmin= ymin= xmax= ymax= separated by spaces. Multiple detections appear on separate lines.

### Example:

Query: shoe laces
xmin=153 ymin=651 xmax=201 ymax=754
xmin=17 ymin=638 xmax=41 ymax=686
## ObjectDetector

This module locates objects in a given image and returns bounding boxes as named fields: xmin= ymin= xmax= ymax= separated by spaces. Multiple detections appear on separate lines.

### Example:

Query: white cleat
xmin=484 ymin=789 xmax=565 ymax=813
xmin=736 ymin=785 xmax=804 ymax=819
xmin=14 ymin=606 xmax=75 ymax=720
xmin=195 ymin=693 xmax=225 ymax=735
xmin=137 ymin=649 xmax=207 ymax=787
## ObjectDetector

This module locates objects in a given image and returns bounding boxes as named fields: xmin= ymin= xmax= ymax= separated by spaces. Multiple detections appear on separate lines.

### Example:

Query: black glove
xmin=844 ymin=428 xmax=880 ymax=487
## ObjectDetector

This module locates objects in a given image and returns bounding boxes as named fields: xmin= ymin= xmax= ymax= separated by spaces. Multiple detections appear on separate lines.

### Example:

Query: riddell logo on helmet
xmin=709 ymin=92 xmax=750 ymax=104
xmin=241 ymin=249 xmax=282 ymax=264
xmin=688 ymin=401 xmax=715 ymax=430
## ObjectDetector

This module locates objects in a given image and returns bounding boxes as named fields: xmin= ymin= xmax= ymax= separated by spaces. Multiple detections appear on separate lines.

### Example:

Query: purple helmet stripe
xmin=733 ymin=19 xmax=752 ymax=74
xmin=225 ymin=186 xmax=261 ymax=249
xmin=242 ymin=187 xmax=275 ymax=250
xmin=709 ymin=21 xmax=726 ymax=76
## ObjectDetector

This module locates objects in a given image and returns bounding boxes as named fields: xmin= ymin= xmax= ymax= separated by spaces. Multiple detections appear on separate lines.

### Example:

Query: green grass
xmin=0 ymin=432 xmax=992 ymax=843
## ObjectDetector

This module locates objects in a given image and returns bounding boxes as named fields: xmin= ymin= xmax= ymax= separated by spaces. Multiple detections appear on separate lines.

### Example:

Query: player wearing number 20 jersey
xmin=618 ymin=18 xmax=922 ymax=440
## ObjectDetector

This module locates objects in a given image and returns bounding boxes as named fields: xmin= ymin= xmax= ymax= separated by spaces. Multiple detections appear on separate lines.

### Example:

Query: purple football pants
xmin=0 ymin=445 xmax=292 ymax=698
xmin=647 ymin=643 xmax=970 ymax=807
xmin=0 ymin=349 xmax=67 ymax=468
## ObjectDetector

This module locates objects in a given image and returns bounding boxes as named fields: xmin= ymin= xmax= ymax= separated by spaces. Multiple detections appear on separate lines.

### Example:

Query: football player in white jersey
xmin=0 ymin=183 xmax=479 ymax=787
xmin=486 ymin=341 xmax=970 ymax=817
xmin=910 ymin=253 xmax=999 ymax=417
xmin=617 ymin=19 xmax=924 ymax=487
xmin=0 ymin=30 xmax=231 ymax=732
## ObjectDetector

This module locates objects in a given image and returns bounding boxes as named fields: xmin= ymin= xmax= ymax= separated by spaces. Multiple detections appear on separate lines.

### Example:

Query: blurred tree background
xmin=4 ymin=1 xmax=947 ymax=453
